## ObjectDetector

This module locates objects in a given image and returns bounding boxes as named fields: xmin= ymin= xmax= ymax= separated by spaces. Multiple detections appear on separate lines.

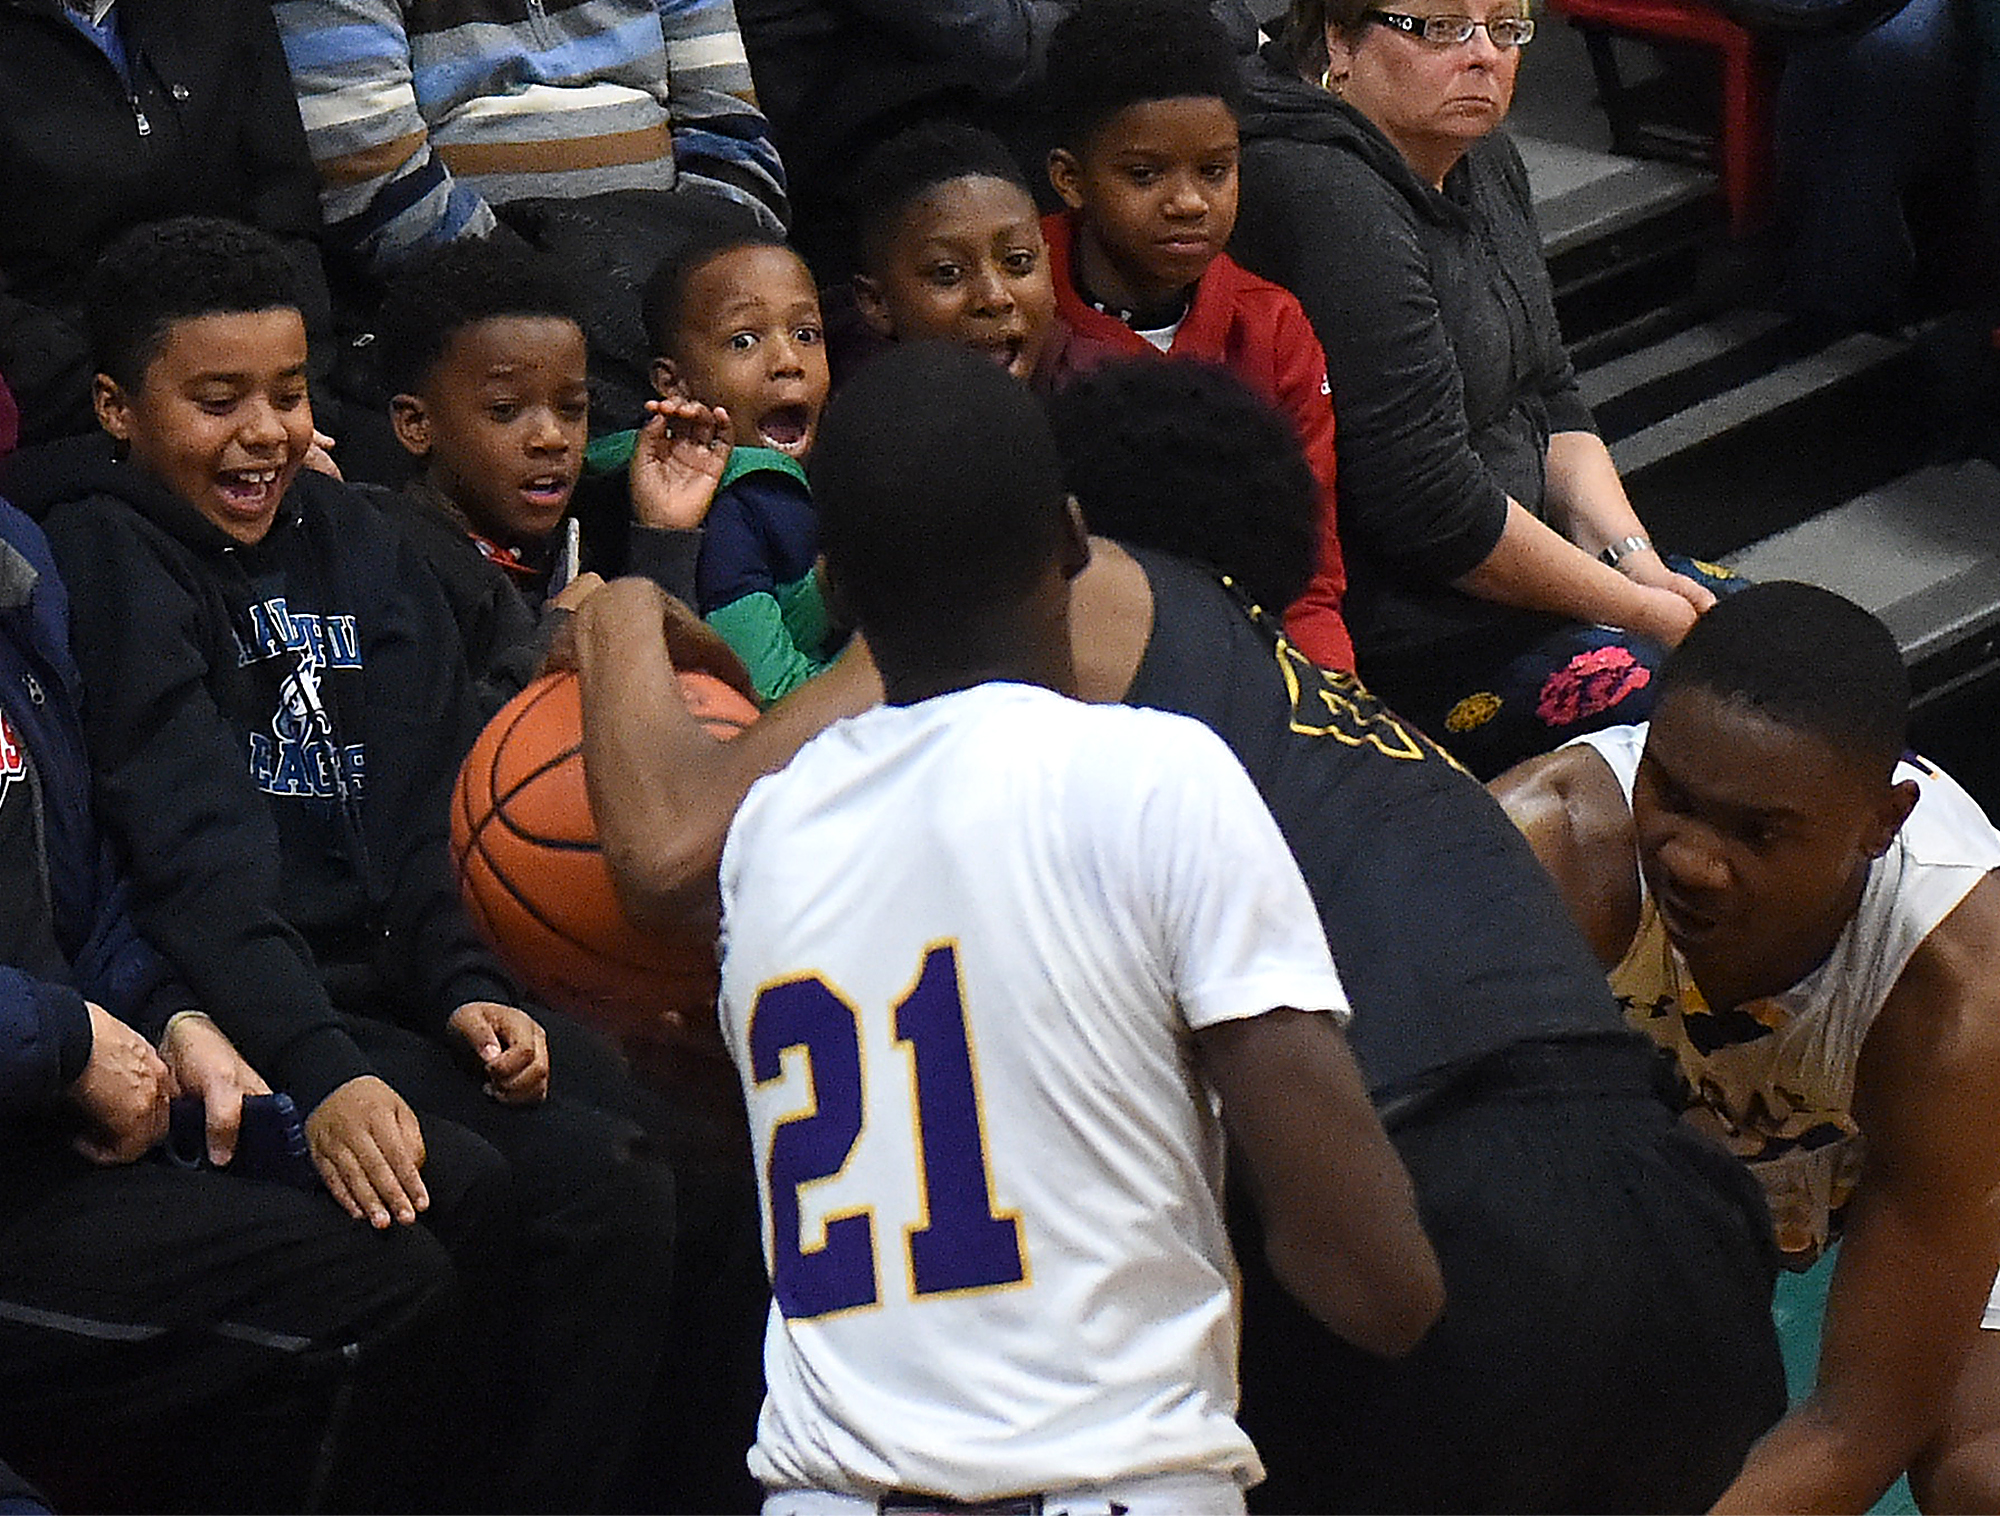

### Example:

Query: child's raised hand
xmin=631 ymin=396 xmax=731 ymax=533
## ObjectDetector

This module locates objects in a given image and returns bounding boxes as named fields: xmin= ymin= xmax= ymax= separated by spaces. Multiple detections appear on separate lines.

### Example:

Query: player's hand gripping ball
xmin=451 ymin=669 xmax=754 ymax=1063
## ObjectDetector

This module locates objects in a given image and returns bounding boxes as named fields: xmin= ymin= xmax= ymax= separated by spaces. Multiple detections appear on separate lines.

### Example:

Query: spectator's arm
xmin=1266 ymin=296 xmax=1351 ymax=671
xmin=827 ymin=0 xmax=1069 ymax=96
xmin=271 ymin=0 xmax=498 ymax=273
xmin=656 ymin=0 xmax=789 ymax=226
xmin=0 ymin=969 xmax=94 ymax=1123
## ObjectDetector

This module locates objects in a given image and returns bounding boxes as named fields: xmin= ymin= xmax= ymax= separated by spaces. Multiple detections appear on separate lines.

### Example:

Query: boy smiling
xmin=24 ymin=216 xmax=686 ymax=1514
xmin=1040 ymin=0 xmax=1353 ymax=672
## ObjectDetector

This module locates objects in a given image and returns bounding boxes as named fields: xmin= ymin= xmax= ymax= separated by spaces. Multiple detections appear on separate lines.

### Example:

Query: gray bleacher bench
xmin=1723 ymin=460 xmax=2000 ymax=707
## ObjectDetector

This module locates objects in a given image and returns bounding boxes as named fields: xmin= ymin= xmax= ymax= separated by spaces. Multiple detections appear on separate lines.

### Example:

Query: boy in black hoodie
xmin=22 ymin=217 xmax=681 ymax=1514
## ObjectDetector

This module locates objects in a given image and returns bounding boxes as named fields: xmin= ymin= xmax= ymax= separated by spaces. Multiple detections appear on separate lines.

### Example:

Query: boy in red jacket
xmin=1041 ymin=0 xmax=1351 ymax=671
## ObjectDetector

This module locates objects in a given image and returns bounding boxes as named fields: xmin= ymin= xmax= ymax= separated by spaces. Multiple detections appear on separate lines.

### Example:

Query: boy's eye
xmin=924 ymin=263 xmax=964 ymax=287
xmin=795 ymin=325 xmax=824 ymax=345
xmin=728 ymin=332 xmax=758 ymax=352
xmin=559 ymin=399 xmax=589 ymax=421
xmin=487 ymin=402 xmax=522 ymax=422
xmin=275 ymin=388 xmax=310 ymax=411
xmin=1122 ymin=166 xmax=1159 ymax=187
xmin=1200 ymin=162 xmax=1236 ymax=184
xmin=1001 ymin=249 xmax=1040 ymax=275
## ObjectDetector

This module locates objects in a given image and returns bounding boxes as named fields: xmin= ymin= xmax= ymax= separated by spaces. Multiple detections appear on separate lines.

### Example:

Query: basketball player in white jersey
xmin=668 ymin=344 xmax=1440 ymax=1514
xmin=1493 ymin=581 xmax=2000 ymax=1512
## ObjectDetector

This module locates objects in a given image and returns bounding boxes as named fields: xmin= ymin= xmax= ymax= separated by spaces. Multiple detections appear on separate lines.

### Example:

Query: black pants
xmin=0 ymin=1143 xmax=464 ymax=1514
xmin=1237 ymin=1037 xmax=1788 ymax=1514
xmin=346 ymin=1013 xmax=681 ymax=1514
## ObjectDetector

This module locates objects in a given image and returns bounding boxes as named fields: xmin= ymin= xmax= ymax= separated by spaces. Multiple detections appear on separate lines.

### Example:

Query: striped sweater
xmin=273 ymin=0 xmax=787 ymax=270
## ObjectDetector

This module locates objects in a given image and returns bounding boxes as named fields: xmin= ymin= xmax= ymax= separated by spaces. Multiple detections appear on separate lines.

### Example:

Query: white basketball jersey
xmin=1575 ymin=722 xmax=2000 ymax=1262
xmin=718 ymin=682 xmax=1350 ymax=1500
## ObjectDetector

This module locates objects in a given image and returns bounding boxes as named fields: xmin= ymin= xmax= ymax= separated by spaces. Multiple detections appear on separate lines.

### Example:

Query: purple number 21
xmin=749 ymin=944 xmax=1027 ymax=1321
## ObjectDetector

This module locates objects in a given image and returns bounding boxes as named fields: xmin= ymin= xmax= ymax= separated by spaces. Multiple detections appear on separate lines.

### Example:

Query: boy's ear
xmin=851 ymin=274 xmax=895 ymax=339
xmin=1047 ymin=149 xmax=1087 ymax=213
xmin=92 ymin=372 xmax=134 ymax=443
xmin=388 ymin=394 xmax=433 ymax=458
xmin=649 ymin=356 xmax=688 ymax=401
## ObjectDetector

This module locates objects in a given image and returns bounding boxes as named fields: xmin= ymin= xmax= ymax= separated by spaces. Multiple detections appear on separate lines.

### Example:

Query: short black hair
xmin=375 ymin=239 xmax=578 ymax=396
xmin=640 ymin=223 xmax=796 ymax=359
xmin=848 ymin=122 xmax=1037 ymax=277
xmin=1658 ymin=581 xmax=1910 ymax=777
xmin=1045 ymin=0 xmax=1243 ymax=153
xmin=1049 ymin=358 xmax=1318 ymax=612
xmin=86 ymin=217 xmax=300 ymax=391
xmin=810 ymin=342 xmax=1069 ymax=659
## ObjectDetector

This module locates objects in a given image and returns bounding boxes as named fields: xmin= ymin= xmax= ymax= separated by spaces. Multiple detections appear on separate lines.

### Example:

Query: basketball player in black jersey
xmin=571 ymin=357 xmax=1784 ymax=1511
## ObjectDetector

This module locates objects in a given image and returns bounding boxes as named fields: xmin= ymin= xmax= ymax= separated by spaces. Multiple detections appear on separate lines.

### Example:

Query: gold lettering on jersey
xmin=1272 ymin=635 xmax=1463 ymax=770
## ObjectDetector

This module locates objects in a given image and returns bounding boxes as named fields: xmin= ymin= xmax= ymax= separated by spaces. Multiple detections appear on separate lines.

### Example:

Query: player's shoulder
xmin=1894 ymin=752 xmax=2000 ymax=872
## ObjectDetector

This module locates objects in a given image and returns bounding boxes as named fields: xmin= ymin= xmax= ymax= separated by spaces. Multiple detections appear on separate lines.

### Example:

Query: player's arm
xmin=1712 ymin=872 xmax=2000 ymax=1513
xmin=1488 ymin=742 xmax=1644 ymax=968
xmin=1198 ymin=1009 xmax=1443 ymax=1357
xmin=572 ymin=576 xmax=882 ymax=936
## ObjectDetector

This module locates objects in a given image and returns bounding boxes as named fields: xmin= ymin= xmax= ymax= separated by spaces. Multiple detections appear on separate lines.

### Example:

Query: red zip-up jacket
xmin=1042 ymin=210 xmax=1352 ymax=671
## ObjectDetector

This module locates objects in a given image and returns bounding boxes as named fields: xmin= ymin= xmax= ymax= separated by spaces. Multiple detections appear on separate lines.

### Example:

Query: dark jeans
xmin=0 ymin=1143 xmax=465 ymax=1513
xmin=344 ymin=1014 xmax=680 ymax=1514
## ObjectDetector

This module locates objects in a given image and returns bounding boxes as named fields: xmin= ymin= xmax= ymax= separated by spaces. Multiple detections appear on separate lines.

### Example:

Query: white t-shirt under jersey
xmin=718 ymin=682 xmax=1350 ymax=1501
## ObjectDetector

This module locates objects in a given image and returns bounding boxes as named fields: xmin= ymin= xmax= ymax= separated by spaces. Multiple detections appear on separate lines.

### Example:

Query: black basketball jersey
xmin=1123 ymin=547 xmax=1627 ymax=1097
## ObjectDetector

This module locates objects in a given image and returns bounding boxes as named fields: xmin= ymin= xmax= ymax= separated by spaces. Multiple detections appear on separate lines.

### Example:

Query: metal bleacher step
xmin=1606 ymin=328 xmax=1908 ymax=475
xmin=1601 ymin=323 xmax=1932 ymax=559
xmin=1723 ymin=460 xmax=2000 ymax=707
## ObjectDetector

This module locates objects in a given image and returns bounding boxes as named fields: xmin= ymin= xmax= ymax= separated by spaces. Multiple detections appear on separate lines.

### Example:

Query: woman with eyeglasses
xmin=1232 ymin=0 xmax=1726 ymax=778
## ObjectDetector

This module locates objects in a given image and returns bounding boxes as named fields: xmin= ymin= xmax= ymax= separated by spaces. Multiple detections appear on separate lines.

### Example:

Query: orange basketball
xmin=451 ymin=668 xmax=756 ymax=1063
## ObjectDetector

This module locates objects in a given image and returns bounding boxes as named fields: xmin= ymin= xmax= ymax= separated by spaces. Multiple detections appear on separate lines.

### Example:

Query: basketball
xmin=451 ymin=668 xmax=756 ymax=1063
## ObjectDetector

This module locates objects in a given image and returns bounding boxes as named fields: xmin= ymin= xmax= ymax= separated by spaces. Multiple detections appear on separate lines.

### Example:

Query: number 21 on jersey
xmin=749 ymin=943 xmax=1028 ymax=1320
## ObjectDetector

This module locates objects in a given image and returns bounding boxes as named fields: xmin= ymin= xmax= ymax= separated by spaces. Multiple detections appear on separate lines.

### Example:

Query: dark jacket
xmin=383 ymin=473 xmax=706 ymax=719
xmin=17 ymin=442 xmax=514 ymax=1113
xmin=1232 ymin=44 xmax=1597 ymax=672
xmin=0 ymin=495 xmax=195 ymax=1123
xmin=0 ymin=0 xmax=328 ymax=445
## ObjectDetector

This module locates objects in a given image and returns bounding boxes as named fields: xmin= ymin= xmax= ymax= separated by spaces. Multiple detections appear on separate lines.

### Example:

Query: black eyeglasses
xmin=1362 ymin=9 xmax=1537 ymax=46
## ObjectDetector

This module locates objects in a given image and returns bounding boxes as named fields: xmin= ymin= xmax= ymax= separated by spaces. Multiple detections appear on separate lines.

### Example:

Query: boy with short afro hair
xmin=631 ymin=223 xmax=843 ymax=703
xmin=377 ymin=238 xmax=720 ymax=710
xmin=1041 ymin=0 xmax=1353 ymax=671
xmin=843 ymin=121 xmax=1062 ymax=387
xmin=22 ymin=215 xmax=683 ymax=1515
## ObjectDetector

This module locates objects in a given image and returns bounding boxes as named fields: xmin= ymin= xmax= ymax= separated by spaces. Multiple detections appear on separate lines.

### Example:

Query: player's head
xmin=810 ymin=342 xmax=1086 ymax=698
xmin=1045 ymin=0 xmax=1242 ymax=308
xmin=1049 ymin=358 xmax=1317 ymax=613
xmin=87 ymin=216 xmax=312 ymax=547
xmin=380 ymin=239 xmax=588 ymax=548
xmin=641 ymin=227 xmax=829 ymax=462
xmin=849 ymin=122 xmax=1057 ymax=384
xmin=1635 ymin=582 xmax=1918 ymax=984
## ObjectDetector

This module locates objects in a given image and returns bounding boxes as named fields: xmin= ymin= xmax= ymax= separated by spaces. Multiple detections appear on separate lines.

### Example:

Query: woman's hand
xmin=1621 ymin=552 xmax=1717 ymax=618
xmin=1620 ymin=582 xmax=1701 ymax=648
